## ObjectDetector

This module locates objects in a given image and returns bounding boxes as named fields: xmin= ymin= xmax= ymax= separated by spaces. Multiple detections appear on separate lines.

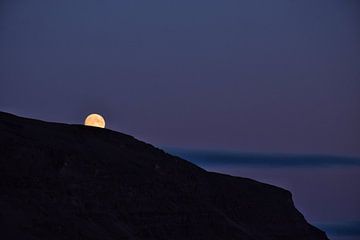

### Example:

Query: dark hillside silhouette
xmin=0 ymin=112 xmax=328 ymax=240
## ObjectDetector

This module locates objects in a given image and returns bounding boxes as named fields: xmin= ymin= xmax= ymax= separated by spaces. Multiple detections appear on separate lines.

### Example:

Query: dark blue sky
xmin=1 ymin=0 xmax=359 ymax=156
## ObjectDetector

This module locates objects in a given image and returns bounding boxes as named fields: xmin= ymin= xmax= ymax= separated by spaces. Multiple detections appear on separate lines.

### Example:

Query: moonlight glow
xmin=84 ymin=113 xmax=105 ymax=128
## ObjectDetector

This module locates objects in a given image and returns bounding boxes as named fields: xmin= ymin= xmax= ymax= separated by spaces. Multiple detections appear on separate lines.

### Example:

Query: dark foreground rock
xmin=0 ymin=111 xmax=328 ymax=240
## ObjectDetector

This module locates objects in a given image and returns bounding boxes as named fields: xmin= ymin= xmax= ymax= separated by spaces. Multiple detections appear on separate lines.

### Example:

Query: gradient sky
xmin=1 ymin=0 xmax=359 ymax=156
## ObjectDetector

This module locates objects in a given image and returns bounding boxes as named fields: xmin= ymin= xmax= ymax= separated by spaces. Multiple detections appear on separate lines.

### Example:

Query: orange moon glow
xmin=84 ymin=113 xmax=105 ymax=128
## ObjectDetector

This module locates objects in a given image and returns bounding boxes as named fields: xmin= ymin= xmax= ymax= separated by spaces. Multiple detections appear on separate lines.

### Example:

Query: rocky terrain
xmin=0 ymin=111 xmax=328 ymax=240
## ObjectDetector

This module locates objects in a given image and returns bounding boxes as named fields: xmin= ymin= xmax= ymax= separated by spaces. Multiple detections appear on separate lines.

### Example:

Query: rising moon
xmin=84 ymin=113 xmax=105 ymax=128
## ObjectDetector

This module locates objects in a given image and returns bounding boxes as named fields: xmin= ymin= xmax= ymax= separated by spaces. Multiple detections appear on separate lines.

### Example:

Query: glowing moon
xmin=84 ymin=113 xmax=105 ymax=128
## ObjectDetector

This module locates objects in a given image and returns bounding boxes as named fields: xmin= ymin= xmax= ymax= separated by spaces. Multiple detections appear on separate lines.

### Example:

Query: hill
xmin=0 ymin=111 xmax=328 ymax=240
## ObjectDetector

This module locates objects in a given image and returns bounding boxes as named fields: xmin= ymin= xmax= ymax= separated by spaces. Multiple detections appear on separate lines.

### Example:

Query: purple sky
xmin=1 ymin=0 xmax=360 ymax=156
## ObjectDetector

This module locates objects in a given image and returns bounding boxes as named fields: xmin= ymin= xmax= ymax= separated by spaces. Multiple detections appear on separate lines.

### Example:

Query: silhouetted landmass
xmin=0 ymin=111 xmax=328 ymax=240
xmin=168 ymin=148 xmax=360 ymax=167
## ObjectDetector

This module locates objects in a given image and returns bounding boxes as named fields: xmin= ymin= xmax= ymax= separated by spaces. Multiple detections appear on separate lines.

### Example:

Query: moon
xmin=84 ymin=113 xmax=105 ymax=128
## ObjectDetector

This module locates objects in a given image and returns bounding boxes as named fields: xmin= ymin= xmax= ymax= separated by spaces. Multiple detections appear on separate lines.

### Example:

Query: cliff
xmin=0 ymin=111 xmax=328 ymax=240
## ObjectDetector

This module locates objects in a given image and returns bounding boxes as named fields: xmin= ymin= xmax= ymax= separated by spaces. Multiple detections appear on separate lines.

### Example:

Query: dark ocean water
xmin=166 ymin=148 xmax=360 ymax=240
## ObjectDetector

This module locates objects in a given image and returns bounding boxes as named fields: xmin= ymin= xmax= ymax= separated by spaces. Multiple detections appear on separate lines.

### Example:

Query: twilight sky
xmin=1 ymin=0 xmax=359 ymax=156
